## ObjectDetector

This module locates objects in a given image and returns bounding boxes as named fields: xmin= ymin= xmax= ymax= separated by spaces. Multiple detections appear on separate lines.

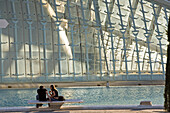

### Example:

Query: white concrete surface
xmin=0 ymin=105 xmax=165 ymax=112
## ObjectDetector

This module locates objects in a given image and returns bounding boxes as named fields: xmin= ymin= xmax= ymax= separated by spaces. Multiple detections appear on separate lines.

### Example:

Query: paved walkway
xmin=0 ymin=105 xmax=168 ymax=113
xmin=1 ymin=109 xmax=166 ymax=113
xmin=0 ymin=81 xmax=165 ymax=89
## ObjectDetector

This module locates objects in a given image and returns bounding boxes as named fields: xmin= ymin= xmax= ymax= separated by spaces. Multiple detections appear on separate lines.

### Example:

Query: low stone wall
xmin=0 ymin=80 xmax=165 ymax=89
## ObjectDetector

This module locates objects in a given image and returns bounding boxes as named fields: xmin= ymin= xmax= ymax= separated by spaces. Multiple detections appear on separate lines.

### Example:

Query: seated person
xmin=36 ymin=85 xmax=50 ymax=108
xmin=49 ymin=85 xmax=59 ymax=101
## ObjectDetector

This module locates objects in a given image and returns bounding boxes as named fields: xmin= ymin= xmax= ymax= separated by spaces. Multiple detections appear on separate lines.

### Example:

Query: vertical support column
xmin=103 ymin=0 xmax=117 ymax=79
xmin=53 ymin=0 xmax=66 ymax=80
xmin=25 ymin=0 xmax=36 ymax=81
xmin=11 ymin=0 xmax=23 ymax=81
xmin=76 ymin=5 xmax=84 ymax=77
xmin=0 ymin=28 xmax=2 ymax=82
xmin=80 ymin=0 xmax=90 ymax=80
xmin=152 ymin=3 xmax=165 ymax=79
xmin=116 ymin=0 xmax=129 ymax=80
xmin=39 ymin=0 xmax=51 ymax=81
xmin=66 ymin=0 xmax=79 ymax=80
xmin=54 ymin=2 xmax=62 ymax=80
xmin=0 ymin=9 xmax=2 ymax=82
xmin=140 ymin=0 xmax=153 ymax=79
xmin=0 ymin=28 xmax=7 ymax=82
xmin=96 ymin=29 xmax=103 ymax=80
xmin=93 ymin=1 xmax=103 ymax=80
xmin=11 ymin=0 xmax=18 ymax=80
xmin=93 ymin=0 xmax=110 ymax=80
xmin=0 ymin=11 xmax=8 ymax=82
xmin=128 ymin=0 xmax=142 ymax=80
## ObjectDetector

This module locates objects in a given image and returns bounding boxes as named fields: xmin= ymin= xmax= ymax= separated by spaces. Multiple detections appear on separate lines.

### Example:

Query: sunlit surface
xmin=0 ymin=86 xmax=164 ymax=107
xmin=0 ymin=0 xmax=169 ymax=83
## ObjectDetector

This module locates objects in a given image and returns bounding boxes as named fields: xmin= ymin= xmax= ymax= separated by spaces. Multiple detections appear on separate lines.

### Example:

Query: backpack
xmin=58 ymin=96 xmax=65 ymax=101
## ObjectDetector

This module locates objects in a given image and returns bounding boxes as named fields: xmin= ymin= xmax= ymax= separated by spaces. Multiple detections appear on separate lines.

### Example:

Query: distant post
xmin=164 ymin=16 xmax=170 ymax=111
xmin=0 ymin=19 xmax=9 ymax=82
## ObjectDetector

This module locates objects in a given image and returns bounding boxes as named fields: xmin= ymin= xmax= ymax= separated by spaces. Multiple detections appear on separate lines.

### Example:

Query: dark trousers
xmin=36 ymin=95 xmax=43 ymax=107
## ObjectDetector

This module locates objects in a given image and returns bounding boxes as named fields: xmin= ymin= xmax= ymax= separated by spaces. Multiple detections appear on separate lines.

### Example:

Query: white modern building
xmin=0 ymin=0 xmax=169 ymax=83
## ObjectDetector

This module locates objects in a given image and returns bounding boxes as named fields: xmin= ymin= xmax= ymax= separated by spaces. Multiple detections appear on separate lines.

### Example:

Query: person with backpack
xmin=49 ymin=85 xmax=65 ymax=101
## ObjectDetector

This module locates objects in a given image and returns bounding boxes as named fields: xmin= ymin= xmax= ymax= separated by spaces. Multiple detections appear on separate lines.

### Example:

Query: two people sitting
xmin=36 ymin=85 xmax=65 ymax=108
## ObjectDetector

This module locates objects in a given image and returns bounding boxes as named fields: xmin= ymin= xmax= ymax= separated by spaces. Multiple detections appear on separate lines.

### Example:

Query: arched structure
xmin=0 ymin=0 xmax=169 ymax=83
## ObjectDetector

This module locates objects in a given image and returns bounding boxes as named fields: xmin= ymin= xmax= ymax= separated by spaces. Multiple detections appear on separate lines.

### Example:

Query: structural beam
xmin=148 ymin=5 xmax=162 ymax=41
xmin=99 ymin=24 xmax=167 ymax=53
xmin=145 ymin=0 xmax=170 ymax=10
xmin=104 ymin=0 xmax=115 ymax=29
xmin=104 ymin=0 xmax=115 ymax=52
xmin=125 ymin=0 xmax=139 ymax=36
xmin=85 ymin=0 xmax=92 ymax=20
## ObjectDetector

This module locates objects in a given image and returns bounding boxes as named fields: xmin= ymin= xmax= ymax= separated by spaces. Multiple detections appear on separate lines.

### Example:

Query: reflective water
xmin=0 ymin=85 xmax=164 ymax=107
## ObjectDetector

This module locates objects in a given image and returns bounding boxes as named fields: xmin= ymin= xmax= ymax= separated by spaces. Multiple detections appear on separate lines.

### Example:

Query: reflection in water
xmin=0 ymin=86 xmax=164 ymax=107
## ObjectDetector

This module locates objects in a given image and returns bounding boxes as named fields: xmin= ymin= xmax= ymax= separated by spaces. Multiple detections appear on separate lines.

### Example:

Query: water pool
xmin=0 ymin=85 xmax=164 ymax=107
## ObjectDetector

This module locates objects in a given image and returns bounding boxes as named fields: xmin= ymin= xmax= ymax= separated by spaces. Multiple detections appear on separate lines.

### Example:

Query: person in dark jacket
xmin=36 ymin=85 xmax=50 ymax=108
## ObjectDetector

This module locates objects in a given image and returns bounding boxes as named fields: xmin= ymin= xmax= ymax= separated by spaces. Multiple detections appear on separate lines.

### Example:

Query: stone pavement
xmin=0 ymin=105 xmax=168 ymax=113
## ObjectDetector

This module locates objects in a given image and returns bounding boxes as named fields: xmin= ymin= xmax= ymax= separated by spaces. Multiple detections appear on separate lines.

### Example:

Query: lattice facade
xmin=0 ymin=0 xmax=169 ymax=83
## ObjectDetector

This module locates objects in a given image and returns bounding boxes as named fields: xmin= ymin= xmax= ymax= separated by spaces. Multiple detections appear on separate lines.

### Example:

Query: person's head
xmin=50 ymin=85 xmax=56 ymax=90
xmin=40 ymin=86 xmax=44 ymax=89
